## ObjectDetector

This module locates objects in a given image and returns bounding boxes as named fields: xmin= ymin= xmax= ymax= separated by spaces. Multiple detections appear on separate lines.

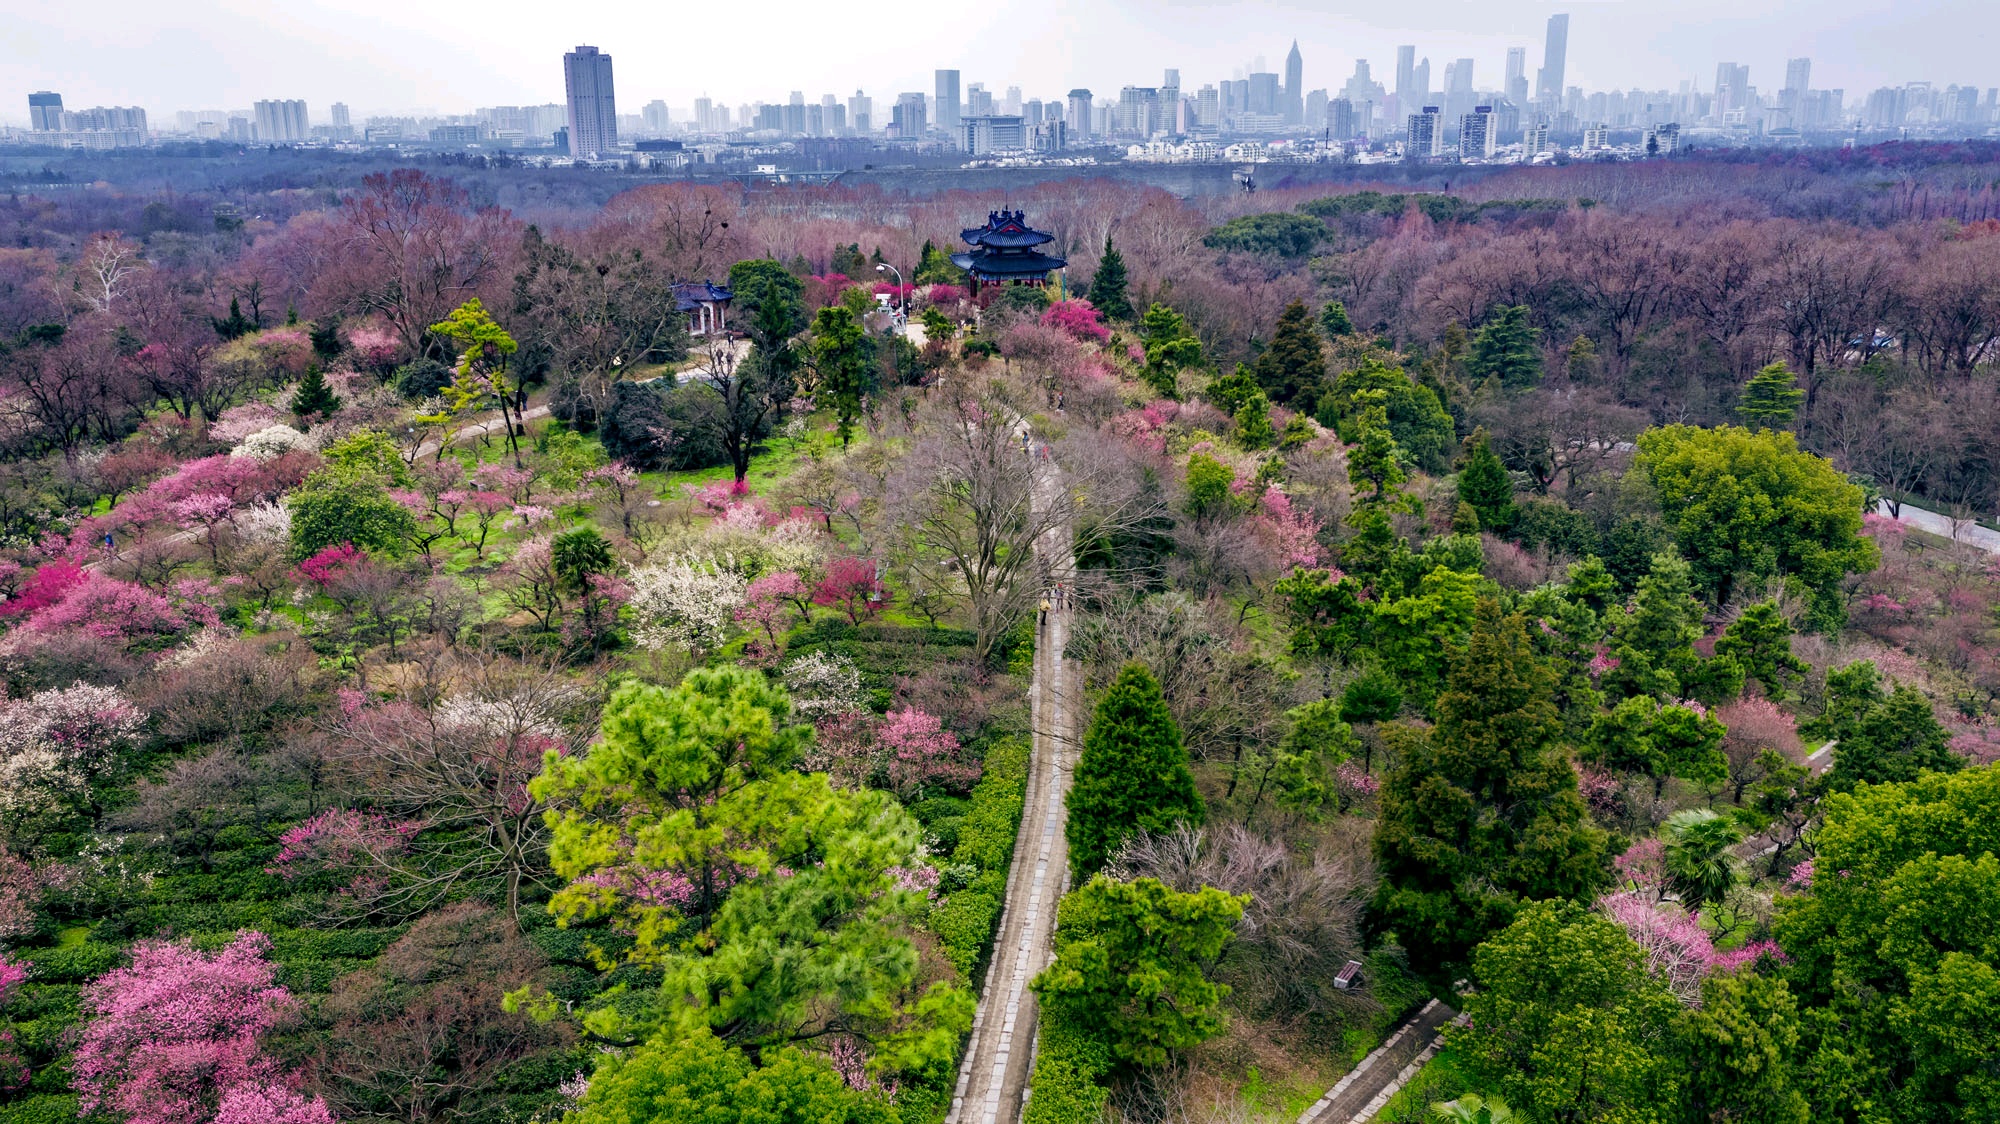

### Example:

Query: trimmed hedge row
xmin=1021 ymin=999 xmax=1112 ymax=1124
xmin=927 ymin=736 xmax=1030 ymax=980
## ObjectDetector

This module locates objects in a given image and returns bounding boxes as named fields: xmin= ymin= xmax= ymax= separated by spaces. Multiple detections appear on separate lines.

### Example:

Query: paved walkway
xmin=1298 ymin=999 xmax=1461 ymax=1124
xmin=1877 ymin=499 xmax=2000 ymax=555
xmin=947 ymin=437 xmax=1077 ymax=1124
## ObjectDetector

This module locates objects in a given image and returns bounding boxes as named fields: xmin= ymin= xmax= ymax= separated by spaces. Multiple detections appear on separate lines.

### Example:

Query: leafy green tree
xmin=290 ymin=364 xmax=341 ymax=425
xmin=1139 ymin=304 xmax=1202 ymax=398
xmin=1736 ymin=362 xmax=1805 ymax=429
xmin=1465 ymin=305 xmax=1542 ymax=390
xmin=729 ymin=259 xmax=810 ymax=344
xmin=1204 ymin=366 xmax=1261 ymax=416
xmin=1715 ymin=601 xmax=1809 ymax=701
xmin=1066 ymin=663 xmax=1204 ymax=879
xmin=1183 ymin=453 xmax=1236 ymax=521
xmin=1233 ymin=391 xmax=1274 ymax=449
xmin=1086 ymin=236 xmax=1132 ymax=321
xmin=1635 ymin=425 xmax=1877 ymax=631
xmin=1583 ymin=695 xmax=1728 ymax=797
xmin=1774 ymin=766 xmax=2000 ymax=1123
xmin=1202 ymin=211 xmax=1327 ymax=257
xmin=912 ymin=240 xmax=961 ymax=286
xmin=1826 ymin=684 xmax=1962 ymax=791
xmin=1805 ymin=660 xmax=1885 ymax=744
xmin=1457 ymin=428 xmax=1516 ymax=534
xmin=288 ymin=470 xmax=416 ymax=559
xmin=1372 ymin=602 xmax=1610 ymax=975
xmin=809 ymin=306 xmax=872 ymax=448
xmin=527 ymin=669 xmax=971 ymax=1070
xmin=1317 ymin=357 xmax=1455 ymax=472
xmin=1676 ymin=972 xmax=1810 ymax=1124
xmin=1319 ymin=300 xmax=1354 ymax=339
xmin=1255 ymin=699 xmax=1358 ymax=819
xmin=1369 ymin=566 xmax=1484 ymax=711
xmin=1251 ymin=301 xmax=1327 ymax=407
xmin=1600 ymin=551 xmax=1743 ymax=706
xmin=1031 ymin=876 xmax=1246 ymax=1068
xmin=1456 ymin=900 xmax=1681 ymax=1124
xmin=1661 ymin=809 xmax=1741 ymax=911
xmin=320 ymin=428 xmax=413 ymax=487
xmin=1274 ymin=568 xmax=1372 ymax=668
xmin=570 ymin=1029 xmax=894 ymax=1124
xmin=430 ymin=298 xmax=524 ymax=466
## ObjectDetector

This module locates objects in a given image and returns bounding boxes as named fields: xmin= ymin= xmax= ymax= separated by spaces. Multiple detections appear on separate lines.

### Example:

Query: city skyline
xmin=3 ymin=0 xmax=1993 ymax=125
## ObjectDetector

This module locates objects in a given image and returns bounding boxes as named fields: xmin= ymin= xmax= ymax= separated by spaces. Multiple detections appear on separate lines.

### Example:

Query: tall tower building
xmin=1067 ymin=89 xmax=1093 ymax=140
xmin=1536 ymin=13 xmax=1570 ymax=103
xmin=1505 ymin=48 xmax=1529 ymax=105
xmin=253 ymin=99 xmax=309 ymax=142
xmin=28 ymin=92 xmax=63 ymax=131
xmin=1395 ymin=46 xmax=1416 ymax=101
xmin=330 ymin=102 xmax=350 ymax=128
xmin=563 ymin=45 xmax=618 ymax=158
xmin=849 ymin=91 xmax=872 ymax=133
xmin=1284 ymin=41 xmax=1305 ymax=125
xmin=935 ymin=70 xmax=961 ymax=135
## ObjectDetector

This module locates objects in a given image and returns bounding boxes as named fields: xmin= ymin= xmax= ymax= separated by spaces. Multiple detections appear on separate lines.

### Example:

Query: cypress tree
xmin=1087 ymin=236 xmax=1132 ymax=321
xmin=1067 ymin=662 xmax=1203 ymax=879
xmin=1456 ymin=428 xmax=1516 ymax=533
xmin=291 ymin=364 xmax=341 ymax=425
xmin=1371 ymin=601 xmax=1609 ymax=976
xmin=212 ymin=297 xmax=255 ymax=340
xmin=1251 ymin=300 xmax=1327 ymax=408
xmin=1320 ymin=300 xmax=1354 ymax=339
xmin=1736 ymin=361 xmax=1805 ymax=429
xmin=1465 ymin=305 xmax=1542 ymax=390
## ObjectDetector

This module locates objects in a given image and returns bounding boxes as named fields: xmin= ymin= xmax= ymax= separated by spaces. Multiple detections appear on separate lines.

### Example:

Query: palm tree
xmin=1431 ymin=1094 xmax=1515 ymax=1123
xmin=1662 ymin=809 xmax=1741 ymax=911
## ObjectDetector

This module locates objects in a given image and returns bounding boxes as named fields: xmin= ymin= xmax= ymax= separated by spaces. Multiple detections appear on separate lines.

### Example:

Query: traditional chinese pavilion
xmin=673 ymin=281 xmax=733 ymax=336
xmin=950 ymin=209 xmax=1067 ymax=293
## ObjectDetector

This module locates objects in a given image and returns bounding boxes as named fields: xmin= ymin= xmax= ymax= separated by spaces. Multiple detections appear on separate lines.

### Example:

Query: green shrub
xmin=23 ymin=941 xmax=121 ymax=982
xmin=926 ymin=737 xmax=1028 ymax=981
xmin=1021 ymin=1002 xmax=1112 ymax=1124
xmin=0 ymin=1094 xmax=82 ymax=1124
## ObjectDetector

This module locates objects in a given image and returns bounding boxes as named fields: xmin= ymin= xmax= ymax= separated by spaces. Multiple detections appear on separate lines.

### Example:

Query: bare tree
xmin=82 ymin=232 xmax=144 ymax=313
xmin=885 ymin=382 xmax=1160 ymax=664
xmin=319 ymin=656 xmax=594 ymax=923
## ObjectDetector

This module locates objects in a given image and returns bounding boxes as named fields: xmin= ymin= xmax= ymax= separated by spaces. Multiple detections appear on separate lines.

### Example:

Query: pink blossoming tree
xmin=72 ymin=931 xmax=331 ymax=1124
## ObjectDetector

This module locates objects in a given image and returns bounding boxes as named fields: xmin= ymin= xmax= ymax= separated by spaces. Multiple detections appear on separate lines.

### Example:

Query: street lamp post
xmin=875 ymin=262 xmax=907 ymax=331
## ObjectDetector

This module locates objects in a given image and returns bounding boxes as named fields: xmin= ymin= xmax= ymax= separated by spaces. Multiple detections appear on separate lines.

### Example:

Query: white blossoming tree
xmin=626 ymin=559 xmax=747 ymax=654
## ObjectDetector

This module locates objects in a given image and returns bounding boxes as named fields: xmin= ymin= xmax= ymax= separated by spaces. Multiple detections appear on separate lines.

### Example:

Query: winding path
xmin=947 ymin=440 xmax=1078 ymax=1124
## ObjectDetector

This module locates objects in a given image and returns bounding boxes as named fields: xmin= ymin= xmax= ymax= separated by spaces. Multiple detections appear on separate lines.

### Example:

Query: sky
xmin=4 ymin=0 xmax=1993 ymax=123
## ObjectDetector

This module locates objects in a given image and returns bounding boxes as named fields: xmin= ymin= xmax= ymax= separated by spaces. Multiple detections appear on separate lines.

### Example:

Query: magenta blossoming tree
xmin=738 ymin=571 xmax=813 ymax=643
xmin=72 ymin=931 xmax=331 ymax=1124
xmin=813 ymin=557 xmax=887 ymax=625
xmin=879 ymin=706 xmax=978 ymax=799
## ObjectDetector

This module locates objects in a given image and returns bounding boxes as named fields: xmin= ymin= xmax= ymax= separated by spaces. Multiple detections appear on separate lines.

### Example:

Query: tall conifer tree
xmin=1067 ymin=662 xmax=1203 ymax=879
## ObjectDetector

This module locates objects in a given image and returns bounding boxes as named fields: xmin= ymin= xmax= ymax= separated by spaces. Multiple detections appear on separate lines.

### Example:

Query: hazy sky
xmin=6 ymin=0 xmax=1992 ymax=122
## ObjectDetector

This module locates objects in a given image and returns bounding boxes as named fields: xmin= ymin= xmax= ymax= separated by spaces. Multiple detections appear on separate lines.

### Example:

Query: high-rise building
xmin=1067 ymin=89 xmax=1093 ymax=141
xmin=1003 ymin=86 xmax=1022 ymax=115
xmin=1459 ymin=105 xmax=1496 ymax=158
xmin=1447 ymin=59 xmax=1475 ymax=94
xmin=1784 ymin=57 xmax=1812 ymax=97
xmin=694 ymin=97 xmax=714 ymax=132
xmin=1505 ymin=48 xmax=1529 ymax=106
xmin=1248 ymin=72 xmax=1281 ymax=116
xmin=935 ymin=70 xmax=961 ymax=135
xmin=962 ymin=115 xmax=1025 ymax=154
xmin=253 ymin=99 xmax=309 ymax=142
xmin=1196 ymin=85 xmax=1220 ymax=131
xmin=642 ymin=100 xmax=670 ymax=133
xmin=1713 ymin=62 xmax=1751 ymax=122
xmin=563 ymin=45 xmax=618 ymax=157
xmin=892 ymin=92 xmax=927 ymax=138
xmin=1781 ymin=57 xmax=1812 ymax=125
xmin=1536 ymin=13 xmax=1570 ymax=103
xmin=1329 ymin=97 xmax=1357 ymax=140
xmin=1523 ymin=120 xmax=1550 ymax=157
xmin=1406 ymin=105 xmax=1442 ymax=158
xmin=28 ymin=92 xmax=63 ymax=131
xmin=1412 ymin=58 xmax=1431 ymax=105
xmin=1284 ymin=41 xmax=1305 ymax=125
xmin=330 ymin=102 xmax=350 ymax=128
xmin=1395 ymin=46 xmax=1416 ymax=103
xmin=849 ymin=91 xmax=872 ymax=134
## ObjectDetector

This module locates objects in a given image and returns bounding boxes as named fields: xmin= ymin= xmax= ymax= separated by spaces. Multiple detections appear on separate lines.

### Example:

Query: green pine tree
xmin=290 ymin=364 xmax=341 ymax=425
xmin=1372 ymin=600 xmax=1609 ymax=976
xmin=1067 ymin=662 xmax=1204 ymax=879
xmin=1233 ymin=391 xmax=1274 ymax=449
xmin=1320 ymin=300 xmax=1354 ymax=339
xmin=1465 ymin=305 xmax=1542 ymax=390
xmin=212 ymin=296 xmax=255 ymax=340
xmin=1251 ymin=300 xmax=1327 ymax=407
xmin=1456 ymin=427 xmax=1516 ymax=533
xmin=1826 ymin=685 xmax=1963 ymax=791
xmin=1087 ymin=236 xmax=1132 ymax=321
xmin=1714 ymin=601 xmax=1809 ymax=701
xmin=1736 ymin=361 xmax=1805 ymax=428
